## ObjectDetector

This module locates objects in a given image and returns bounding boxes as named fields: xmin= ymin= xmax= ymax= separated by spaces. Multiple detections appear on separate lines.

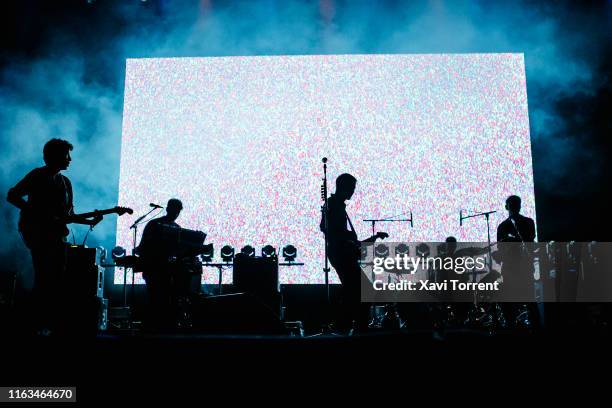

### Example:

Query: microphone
xmin=150 ymin=203 xmax=163 ymax=209
xmin=322 ymin=157 xmax=327 ymax=163
xmin=459 ymin=210 xmax=463 ymax=227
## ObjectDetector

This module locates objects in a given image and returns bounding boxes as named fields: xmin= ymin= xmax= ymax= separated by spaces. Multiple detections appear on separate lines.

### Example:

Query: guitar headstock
xmin=114 ymin=206 xmax=134 ymax=216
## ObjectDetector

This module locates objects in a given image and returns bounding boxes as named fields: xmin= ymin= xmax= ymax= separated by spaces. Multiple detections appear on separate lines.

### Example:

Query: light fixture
xmin=416 ymin=243 xmax=430 ymax=258
xmin=282 ymin=245 xmax=297 ymax=262
xmin=240 ymin=245 xmax=255 ymax=257
xmin=374 ymin=244 xmax=389 ymax=258
xmin=262 ymin=245 xmax=277 ymax=258
xmin=111 ymin=246 xmax=126 ymax=260
xmin=220 ymin=245 xmax=235 ymax=263
xmin=395 ymin=243 xmax=409 ymax=256
xmin=201 ymin=244 xmax=214 ymax=263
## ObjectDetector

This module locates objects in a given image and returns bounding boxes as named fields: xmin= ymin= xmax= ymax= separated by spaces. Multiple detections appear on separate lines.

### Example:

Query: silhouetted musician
xmin=497 ymin=195 xmax=535 ymax=244
xmin=496 ymin=195 xmax=536 ymax=326
xmin=6 ymin=139 xmax=102 ymax=335
xmin=138 ymin=198 xmax=203 ymax=330
xmin=321 ymin=173 xmax=388 ymax=332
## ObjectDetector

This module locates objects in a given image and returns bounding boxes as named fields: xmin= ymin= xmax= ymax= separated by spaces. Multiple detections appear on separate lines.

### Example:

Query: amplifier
xmin=233 ymin=254 xmax=279 ymax=296
xmin=65 ymin=246 xmax=105 ymax=298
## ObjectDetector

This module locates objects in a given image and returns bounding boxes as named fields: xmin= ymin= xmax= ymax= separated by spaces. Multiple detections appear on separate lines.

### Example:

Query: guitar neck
xmin=76 ymin=208 xmax=118 ymax=218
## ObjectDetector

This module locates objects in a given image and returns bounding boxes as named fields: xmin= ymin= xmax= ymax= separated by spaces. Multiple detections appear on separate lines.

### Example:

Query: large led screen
xmin=116 ymin=54 xmax=535 ymax=284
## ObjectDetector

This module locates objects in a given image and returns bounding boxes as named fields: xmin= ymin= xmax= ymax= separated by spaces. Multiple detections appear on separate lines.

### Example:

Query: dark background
xmin=0 ymin=0 xmax=610 ymax=292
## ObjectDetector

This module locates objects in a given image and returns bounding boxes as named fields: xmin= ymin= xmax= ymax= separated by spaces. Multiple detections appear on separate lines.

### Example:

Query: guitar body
xmin=329 ymin=232 xmax=362 ymax=266
xmin=18 ymin=210 xmax=69 ymax=249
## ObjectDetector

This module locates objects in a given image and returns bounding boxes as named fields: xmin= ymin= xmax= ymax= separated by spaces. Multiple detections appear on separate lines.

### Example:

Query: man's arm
xmin=497 ymin=224 xmax=505 ymax=242
xmin=326 ymin=203 xmax=353 ymax=242
xmin=61 ymin=178 xmax=102 ymax=226
xmin=6 ymin=171 xmax=35 ymax=211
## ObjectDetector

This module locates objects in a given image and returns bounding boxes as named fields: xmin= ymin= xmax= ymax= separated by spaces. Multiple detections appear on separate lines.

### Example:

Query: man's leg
xmin=342 ymin=261 xmax=369 ymax=331
xmin=145 ymin=273 xmax=172 ymax=331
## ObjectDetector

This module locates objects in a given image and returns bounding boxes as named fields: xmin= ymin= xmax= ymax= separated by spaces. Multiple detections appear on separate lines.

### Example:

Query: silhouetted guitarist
xmin=321 ymin=173 xmax=388 ymax=332
xmin=7 ymin=139 xmax=103 ymax=335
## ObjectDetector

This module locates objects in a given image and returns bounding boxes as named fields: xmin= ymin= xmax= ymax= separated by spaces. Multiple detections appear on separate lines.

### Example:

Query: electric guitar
xmin=344 ymin=230 xmax=389 ymax=261
xmin=19 ymin=206 xmax=133 ymax=248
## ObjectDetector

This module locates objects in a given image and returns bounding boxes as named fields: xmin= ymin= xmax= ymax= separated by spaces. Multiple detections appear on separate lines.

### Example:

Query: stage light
xmin=111 ymin=246 xmax=126 ymax=260
xmin=201 ymin=244 xmax=214 ymax=263
xmin=240 ymin=245 xmax=255 ymax=257
xmin=282 ymin=245 xmax=297 ymax=262
xmin=395 ymin=243 xmax=409 ymax=256
xmin=262 ymin=245 xmax=277 ymax=258
xmin=416 ymin=243 xmax=430 ymax=258
xmin=220 ymin=245 xmax=235 ymax=263
xmin=375 ymin=244 xmax=389 ymax=258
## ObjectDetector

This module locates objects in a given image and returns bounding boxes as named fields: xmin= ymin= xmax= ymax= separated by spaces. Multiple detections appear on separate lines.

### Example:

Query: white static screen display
xmin=116 ymin=54 xmax=535 ymax=284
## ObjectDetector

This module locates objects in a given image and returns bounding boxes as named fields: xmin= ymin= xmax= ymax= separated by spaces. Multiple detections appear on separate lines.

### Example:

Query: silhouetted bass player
xmin=321 ymin=173 xmax=388 ymax=331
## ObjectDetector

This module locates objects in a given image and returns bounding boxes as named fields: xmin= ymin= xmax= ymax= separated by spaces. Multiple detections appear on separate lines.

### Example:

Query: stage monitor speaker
xmin=65 ymin=246 xmax=104 ymax=298
xmin=233 ymin=254 xmax=279 ymax=296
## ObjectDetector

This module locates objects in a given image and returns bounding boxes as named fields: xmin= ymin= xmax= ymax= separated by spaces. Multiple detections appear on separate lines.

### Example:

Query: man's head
xmin=43 ymin=138 xmax=73 ymax=171
xmin=335 ymin=173 xmax=357 ymax=200
xmin=505 ymin=195 xmax=521 ymax=216
xmin=445 ymin=236 xmax=457 ymax=254
xmin=166 ymin=198 xmax=183 ymax=222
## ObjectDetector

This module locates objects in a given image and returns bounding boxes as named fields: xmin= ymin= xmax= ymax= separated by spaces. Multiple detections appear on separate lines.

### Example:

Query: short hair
xmin=43 ymin=138 xmax=73 ymax=165
xmin=336 ymin=173 xmax=357 ymax=190
xmin=506 ymin=195 xmax=521 ymax=207
xmin=167 ymin=198 xmax=183 ymax=211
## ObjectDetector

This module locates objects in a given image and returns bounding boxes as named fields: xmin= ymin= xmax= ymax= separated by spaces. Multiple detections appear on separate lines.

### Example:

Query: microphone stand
xmin=459 ymin=210 xmax=496 ymax=276
xmin=363 ymin=211 xmax=414 ymax=237
xmin=321 ymin=158 xmax=331 ymax=306
xmin=200 ymin=262 xmax=232 ymax=295
xmin=460 ymin=209 xmax=498 ymax=328
xmin=130 ymin=207 xmax=160 ymax=255
xmin=310 ymin=157 xmax=341 ymax=337
xmin=362 ymin=213 xmax=413 ymax=330
xmin=122 ymin=206 xmax=159 ymax=327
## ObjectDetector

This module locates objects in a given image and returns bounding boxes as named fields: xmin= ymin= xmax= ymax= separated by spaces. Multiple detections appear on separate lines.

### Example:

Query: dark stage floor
xmin=2 ymin=326 xmax=610 ymax=402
